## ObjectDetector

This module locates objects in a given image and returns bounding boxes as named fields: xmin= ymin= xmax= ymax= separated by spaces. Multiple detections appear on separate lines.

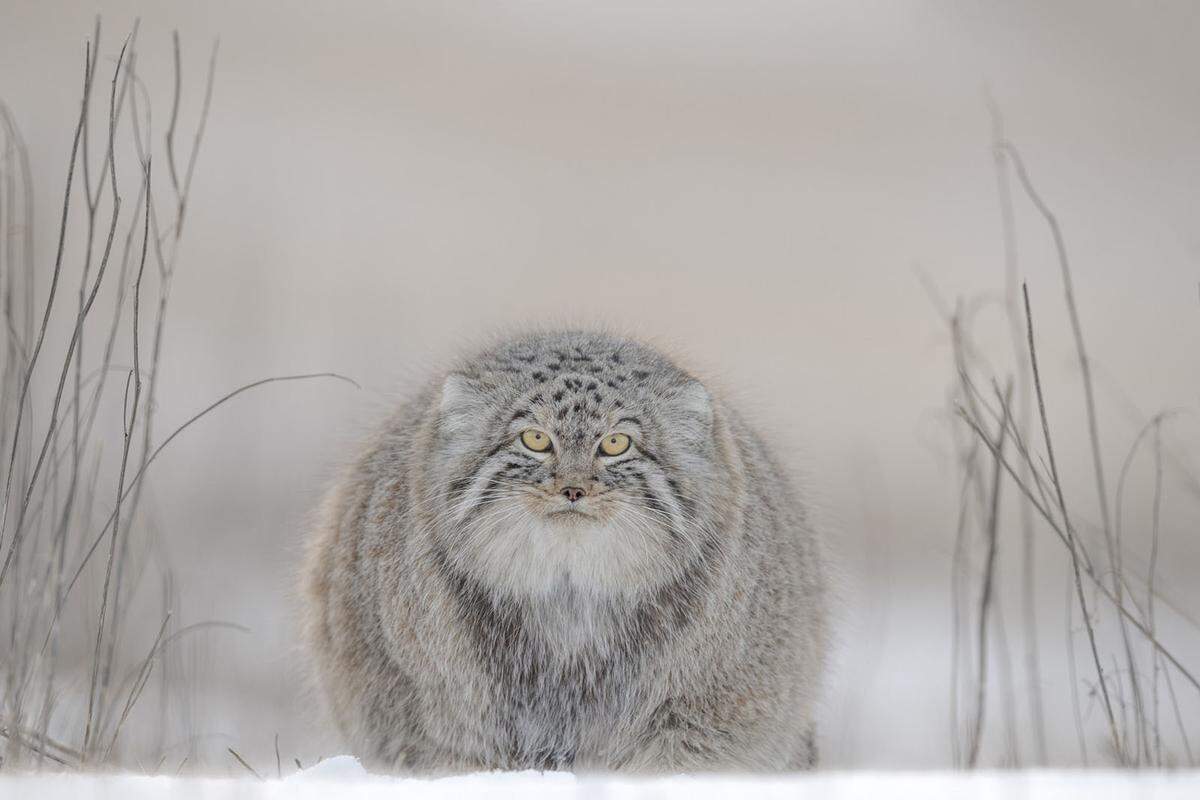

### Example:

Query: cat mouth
xmin=545 ymin=506 xmax=597 ymax=523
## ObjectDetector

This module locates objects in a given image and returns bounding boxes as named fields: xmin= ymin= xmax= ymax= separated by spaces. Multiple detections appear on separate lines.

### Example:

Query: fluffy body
xmin=301 ymin=331 xmax=825 ymax=773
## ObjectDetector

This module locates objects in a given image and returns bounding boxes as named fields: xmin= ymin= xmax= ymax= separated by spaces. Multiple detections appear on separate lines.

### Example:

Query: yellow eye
xmin=599 ymin=432 xmax=631 ymax=457
xmin=520 ymin=429 xmax=552 ymax=453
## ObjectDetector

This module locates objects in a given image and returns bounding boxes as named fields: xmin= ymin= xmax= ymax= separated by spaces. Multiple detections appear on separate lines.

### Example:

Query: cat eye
xmin=598 ymin=432 xmax=631 ymax=457
xmin=520 ymin=429 xmax=553 ymax=453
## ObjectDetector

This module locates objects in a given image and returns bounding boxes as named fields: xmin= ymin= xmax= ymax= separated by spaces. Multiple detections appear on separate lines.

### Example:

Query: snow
xmin=1 ymin=760 xmax=1199 ymax=799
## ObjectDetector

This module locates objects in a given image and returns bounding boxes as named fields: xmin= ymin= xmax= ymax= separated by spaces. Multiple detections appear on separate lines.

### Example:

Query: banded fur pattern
xmin=302 ymin=331 xmax=826 ymax=773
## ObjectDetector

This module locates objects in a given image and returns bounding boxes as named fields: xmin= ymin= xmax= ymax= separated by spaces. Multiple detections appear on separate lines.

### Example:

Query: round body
xmin=301 ymin=331 xmax=825 ymax=773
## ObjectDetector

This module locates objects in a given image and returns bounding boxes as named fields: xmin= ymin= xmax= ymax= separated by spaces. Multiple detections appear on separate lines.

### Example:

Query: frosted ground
xmin=3 ymin=758 xmax=1200 ymax=799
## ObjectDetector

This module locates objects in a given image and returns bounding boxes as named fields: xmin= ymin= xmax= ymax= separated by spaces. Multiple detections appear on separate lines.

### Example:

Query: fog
xmin=2 ymin=0 xmax=1198 ymax=772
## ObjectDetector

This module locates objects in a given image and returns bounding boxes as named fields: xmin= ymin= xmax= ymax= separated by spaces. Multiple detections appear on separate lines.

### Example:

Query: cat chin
xmin=460 ymin=513 xmax=674 ymax=599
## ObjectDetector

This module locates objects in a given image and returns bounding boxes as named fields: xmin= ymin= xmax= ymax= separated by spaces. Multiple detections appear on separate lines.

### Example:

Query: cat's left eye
xmin=520 ymin=429 xmax=553 ymax=453
xmin=598 ymin=433 xmax=631 ymax=457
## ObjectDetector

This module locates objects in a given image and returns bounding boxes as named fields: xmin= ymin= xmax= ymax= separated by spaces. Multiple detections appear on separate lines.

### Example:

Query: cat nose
xmin=561 ymin=486 xmax=586 ymax=502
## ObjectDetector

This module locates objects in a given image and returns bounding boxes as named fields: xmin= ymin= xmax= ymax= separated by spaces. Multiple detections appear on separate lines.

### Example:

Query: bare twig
xmin=79 ymin=41 xmax=137 ymax=757
xmin=1005 ymin=143 xmax=1149 ymax=761
xmin=986 ymin=94 xmax=1046 ymax=765
xmin=1021 ymin=282 xmax=1123 ymax=756
xmin=0 ymin=41 xmax=95 ymax=587
xmin=966 ymin=381 xmax=1012 ymax=767
xmin=1148 ymin=419 xmax=1164 ymax=766
xmin=102 ymin=611 xmax=168 ymax=761
xmin=59 ymin=372 xmax=358 ymax=611
xmin=228 ymin=747 xmax=263 ymax=780
xmin=958 ymin=404 xmax=1200 ymax=696
xmin=103 ymin=33 xmax=219 ymax=702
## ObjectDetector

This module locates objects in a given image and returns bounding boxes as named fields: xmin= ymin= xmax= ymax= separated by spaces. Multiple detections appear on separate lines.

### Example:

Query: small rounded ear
xmin=438 ymin=372 xmax=482 ymax=436
xmin=670 ymin=379 xmax=714 ymax=442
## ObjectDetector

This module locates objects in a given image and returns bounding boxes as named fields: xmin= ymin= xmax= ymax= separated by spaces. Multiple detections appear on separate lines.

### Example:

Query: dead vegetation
xmin=942 ymin=105 xmax=1200 ymax=768
xmin=0 ymin=20 xmax=351 ymax=772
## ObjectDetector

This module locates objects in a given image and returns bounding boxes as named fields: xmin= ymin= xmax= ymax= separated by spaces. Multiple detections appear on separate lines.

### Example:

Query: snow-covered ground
xmin=2 ymin=759 xmax=1199 ymax=800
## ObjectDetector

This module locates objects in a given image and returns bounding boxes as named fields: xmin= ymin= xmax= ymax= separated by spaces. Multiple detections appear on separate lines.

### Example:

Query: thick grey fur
xmin=301 ymin=331 xmax=826 ymax=773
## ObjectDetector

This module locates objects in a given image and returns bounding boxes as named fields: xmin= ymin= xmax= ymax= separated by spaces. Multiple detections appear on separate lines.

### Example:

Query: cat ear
xmin=438 ymin=372 xmax=483 ymax=436
xmin=670 ymin=379 xmax=714 ymax=442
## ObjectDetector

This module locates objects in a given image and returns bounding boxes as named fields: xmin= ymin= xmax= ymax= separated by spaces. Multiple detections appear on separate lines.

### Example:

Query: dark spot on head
xmin=532 ymin=371 xmax=546 ymax=382
xmin=552 ymin=390 xmax=565 ymax=402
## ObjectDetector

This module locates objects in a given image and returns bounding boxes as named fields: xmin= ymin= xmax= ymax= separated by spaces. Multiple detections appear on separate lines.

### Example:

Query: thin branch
xmin=966 ymin=380 xmax=1012 ymax=767
xmin=177 ymin=38 xmax=218 ymax=235
xmin=228 ymin=747 xmax=263 ymax=780
xmin=165 ymin=30 xmax=182 ymax=203
xmin=1148 ymin=419 xmax=1164 ymax=766
xmin=986 ymin=95 xmax=1046 ymax=764
xmin=1021 ymin=282 xmax=1122 ymax=756
xmin=957 ymin=404 xmax=1200 ymax=698
xmin=58 ymin=373 xmax=358 ymax=611
xmin=0 ymin=41 xmax=96 ymax=586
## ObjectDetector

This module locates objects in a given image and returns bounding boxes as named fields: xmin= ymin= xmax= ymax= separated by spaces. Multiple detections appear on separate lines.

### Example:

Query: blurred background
xmin=1 ymin=0 xmax=1198 ymax=773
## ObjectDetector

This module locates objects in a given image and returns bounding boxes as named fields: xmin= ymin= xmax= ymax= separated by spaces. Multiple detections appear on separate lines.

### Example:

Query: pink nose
xmin=561 ymin=486 xmax=586 ymax=502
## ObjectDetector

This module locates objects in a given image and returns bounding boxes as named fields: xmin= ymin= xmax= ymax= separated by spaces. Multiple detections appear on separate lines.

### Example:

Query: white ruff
xmin=458 ymin=500 xmax=678 ymax=602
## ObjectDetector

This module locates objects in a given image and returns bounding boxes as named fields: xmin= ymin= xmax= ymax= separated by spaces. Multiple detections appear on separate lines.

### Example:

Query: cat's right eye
xmin=520 ymin=429 xmax=553 ymax=453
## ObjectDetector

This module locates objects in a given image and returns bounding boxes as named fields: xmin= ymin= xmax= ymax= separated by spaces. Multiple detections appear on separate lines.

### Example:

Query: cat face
xmin=427 ymin=333 xmax=721 ymax=598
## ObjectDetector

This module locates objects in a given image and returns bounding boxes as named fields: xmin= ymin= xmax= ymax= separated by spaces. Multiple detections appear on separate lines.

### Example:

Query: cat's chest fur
xmin=439 ymin=573 xmax=655 ymax=769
